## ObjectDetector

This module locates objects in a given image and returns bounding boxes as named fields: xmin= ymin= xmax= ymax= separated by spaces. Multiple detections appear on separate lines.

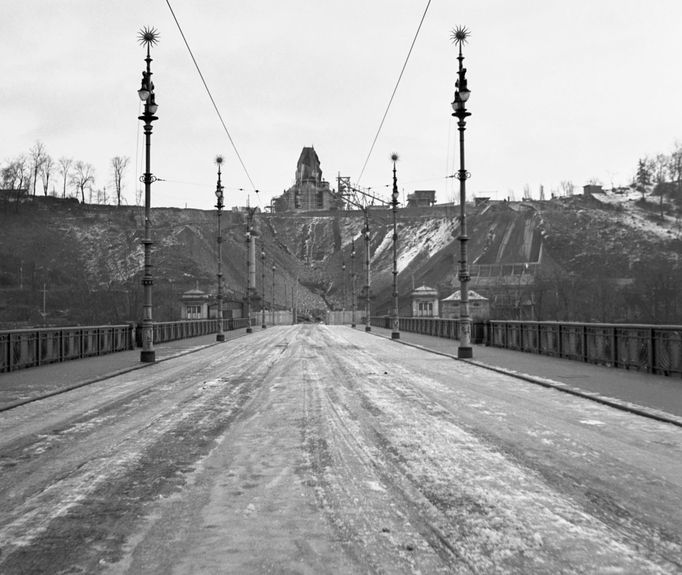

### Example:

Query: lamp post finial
xmin=138 ymin=26 xmax=160 ymax=47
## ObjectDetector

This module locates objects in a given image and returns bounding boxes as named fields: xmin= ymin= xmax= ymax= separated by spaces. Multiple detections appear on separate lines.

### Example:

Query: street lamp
xmin=363 ymin=209 xmax=372 ymax=332
xmin=245 ymin=210 xmax=254 ymax=334
xmin=261 ymin=247 xmax=266 ymax=329
xmin=271 ymin=263 xmax=276 ymax=326
xmin=341 ymin=260 xmax=346 ymax=321
xmin=350 ymin=239 xmax=357 ymax=328
xmin=391 ymin=153 xmax=401 ymax=340
xmin=214 ymin=156 xmax=225 ymax=342
xmin=451 ymin=25 xmax=473 ymax=359
xmin=137 ymin=26 xmax=159 ymax=363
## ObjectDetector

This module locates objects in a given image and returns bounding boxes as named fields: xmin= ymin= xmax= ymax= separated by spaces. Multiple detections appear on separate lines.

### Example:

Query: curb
xmin=0 ymin=335 xmax=247 ymax=413
xmin=367 ymin=330 xmax=682 ymax=429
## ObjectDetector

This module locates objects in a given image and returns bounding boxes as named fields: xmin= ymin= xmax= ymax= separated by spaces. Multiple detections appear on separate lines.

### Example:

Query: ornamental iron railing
xmin=1 ymin=317 xmax=256 ymax=373
xmin=0 ymin=325 xmax=135 ymax=373
xmin=370 ymin=316 xmax=682 ymax=377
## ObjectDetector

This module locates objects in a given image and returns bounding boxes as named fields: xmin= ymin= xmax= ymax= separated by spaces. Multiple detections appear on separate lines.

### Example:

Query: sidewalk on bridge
xmin=0 ymin=328 xmax=253 ymax=411
xmin=366 ymin=325 xmax=682 ymax=424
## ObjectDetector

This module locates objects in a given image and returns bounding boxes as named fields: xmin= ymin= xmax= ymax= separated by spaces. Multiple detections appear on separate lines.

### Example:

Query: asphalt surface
xmin=368 ymin=325 xmax=682 ymax=424
xmin=0 ymin=325 xmax=680 ymax=574
xmin=2 ymin=323 xmax=681 ymax=425
xmin=0 ymin=330 xmax=248 ymax=411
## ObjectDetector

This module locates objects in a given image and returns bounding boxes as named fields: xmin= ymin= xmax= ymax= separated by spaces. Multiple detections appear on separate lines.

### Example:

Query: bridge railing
xmin=0 ymin=324 xmax=135 ymax=373
xmin=137 ymin=318 xmax=254 ymax=346
xmin=1 ymin=317 xmax=257 ymax=373
xmin=488 ymin=320 xmax=682 ymax=376
xmin=370 ymin=316 xmax=487 ymax=344
xmin=370 ymin=317 xmax=682 ymax=377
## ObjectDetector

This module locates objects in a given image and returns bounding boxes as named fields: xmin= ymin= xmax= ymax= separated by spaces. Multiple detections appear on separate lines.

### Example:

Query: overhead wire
xmin=164 ymin=0 xmax=260 ymax=207
xmin=355 ymin=0 xmax=432 ymax=186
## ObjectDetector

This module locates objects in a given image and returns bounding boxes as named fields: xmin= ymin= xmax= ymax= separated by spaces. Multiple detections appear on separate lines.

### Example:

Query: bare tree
xmin=97 ymin=186 xmax=109 ymax=205
xmin=40 ymin=155 xmax=54 ymax=196
xmin=669 ymin=142 xmax=682 ymax=200
xmin=1 ymin=156 xmax=28 ymax=190
xmin=111 ymin=156 xmax=130 ymax=207
xmin=559 ymin=180 xmax=575 ymax=196
xmin=28 ymin=141 xmax=46 ymax=197
xmin=1 ymin=156 xmax=29 ymax=209
xmin=652 ymin=153 xmax=668 ymax=219
xmin=71 ymin=161 xmax=95 ymax=203
xmin=58 ymin=157 xmax=73 ymax=198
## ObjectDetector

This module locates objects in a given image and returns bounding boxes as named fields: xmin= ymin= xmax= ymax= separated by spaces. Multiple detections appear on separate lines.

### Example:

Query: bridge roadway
xmin=0 ymin=325 xmax=680 ymax=573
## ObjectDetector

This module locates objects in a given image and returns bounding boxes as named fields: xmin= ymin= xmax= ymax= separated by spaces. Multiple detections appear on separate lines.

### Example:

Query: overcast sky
xmin=2 ymin=1 xmax=682 ymax=210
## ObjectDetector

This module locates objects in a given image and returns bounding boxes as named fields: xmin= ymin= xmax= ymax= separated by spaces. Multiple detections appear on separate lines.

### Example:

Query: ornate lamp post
xmin=137 ymin=26 xmax=159 ymax=363
xmin=341 ymin=260 xmax=346 ymax=320
xmin=261 ymin=247 xmax=267 ymax=329
xmin=363 ymin=209 xmax=372 ymax=332
xmin=245 ymin=207 xmax=257 ymax=334
xmin=214 ymin=156 xmax=225 ymax=342
xmin=350 ymin=239 xmax=357 ymax=328
xmin=391 ymin=153 xmax=400 ymax=340
xmin=451 ymin=26 xmax=473 ymax=358
xmin=271 ymin=264 xmax=276 ymax=326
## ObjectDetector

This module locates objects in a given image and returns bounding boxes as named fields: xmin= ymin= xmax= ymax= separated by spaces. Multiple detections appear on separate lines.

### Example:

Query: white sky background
xmin=2 ymin=1 xmax=682 ymax=210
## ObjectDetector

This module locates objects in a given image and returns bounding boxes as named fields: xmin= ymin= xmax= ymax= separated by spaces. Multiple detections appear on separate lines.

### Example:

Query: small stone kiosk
xmin=440 ymin=289 xmax=490 ymax=320
xmin=410 ymin=285 xmax=439 ymax=317
xmin=180 ymin=287 xmax=210 ymax=320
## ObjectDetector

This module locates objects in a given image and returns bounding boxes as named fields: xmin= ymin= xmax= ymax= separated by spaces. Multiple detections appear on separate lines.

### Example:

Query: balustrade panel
xmin=0 ymin=325 xmax=135 ymax=372
xmin=615 ymin=327 xmax=649 ymax=371
xmin=653 ymin=329 xmax=682 ymax=376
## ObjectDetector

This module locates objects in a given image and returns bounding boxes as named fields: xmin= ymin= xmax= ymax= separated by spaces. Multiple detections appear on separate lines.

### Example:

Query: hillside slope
xmin=0 ymin=190 xmax=679 ymax=327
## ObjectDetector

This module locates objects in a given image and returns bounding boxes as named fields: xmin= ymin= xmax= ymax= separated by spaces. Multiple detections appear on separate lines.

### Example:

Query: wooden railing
xmin=370 ymin=317 xmax=682 ymax=377
xmin=1 ymin=317 xmax=256 ymax=373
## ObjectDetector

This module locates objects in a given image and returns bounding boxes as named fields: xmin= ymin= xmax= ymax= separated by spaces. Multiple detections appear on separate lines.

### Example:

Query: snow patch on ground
xmin=372 ymin=218 xmax=456 ymax=273
xmin=591 ymin=189 xmax=682 ymax=240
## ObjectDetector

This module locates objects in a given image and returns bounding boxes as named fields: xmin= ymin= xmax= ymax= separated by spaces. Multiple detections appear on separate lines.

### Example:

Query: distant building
xmin=406 ymin=190 xmax=436 ymax=208
xmin=181 ymin=286 xmax=245 ymax=320
xmin=583 ymin=184 xmax=604 ymax=196
xmin=410 ymin=285 xmax=439 ymax=317
xmin=273 ymin=147 xmax=343 ymax=212
xmin=440 ymin=289 xmax=490 ymax=321
xmin=180 ymin=287 xmax=210 ymax=319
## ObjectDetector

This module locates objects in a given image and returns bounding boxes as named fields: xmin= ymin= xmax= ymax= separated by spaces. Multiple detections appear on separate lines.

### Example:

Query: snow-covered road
xmin=0 ymin=325 xmax=680 ymax=574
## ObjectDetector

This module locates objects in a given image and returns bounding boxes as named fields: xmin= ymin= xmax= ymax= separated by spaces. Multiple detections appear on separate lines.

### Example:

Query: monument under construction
xmin=273 ymin=147 xmax=343 ymax=212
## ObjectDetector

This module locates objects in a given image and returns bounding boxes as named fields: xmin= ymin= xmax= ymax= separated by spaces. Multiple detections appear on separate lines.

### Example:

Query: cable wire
xmin=164 ymin=0 xmax=259 ymax=197
xmin=356 ymin=0 xmax=432 ymax=185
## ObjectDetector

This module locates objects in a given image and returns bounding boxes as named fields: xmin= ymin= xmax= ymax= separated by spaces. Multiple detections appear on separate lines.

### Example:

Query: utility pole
xmin=337 ymin=182 xmax=391 ymax=332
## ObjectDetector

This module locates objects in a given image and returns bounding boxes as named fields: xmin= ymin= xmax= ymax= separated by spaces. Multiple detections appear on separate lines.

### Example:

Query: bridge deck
xmin=2 ymin=324 xmax=681 ymax=421
xmin=0 ymin=325 xmax=680 ymax=573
